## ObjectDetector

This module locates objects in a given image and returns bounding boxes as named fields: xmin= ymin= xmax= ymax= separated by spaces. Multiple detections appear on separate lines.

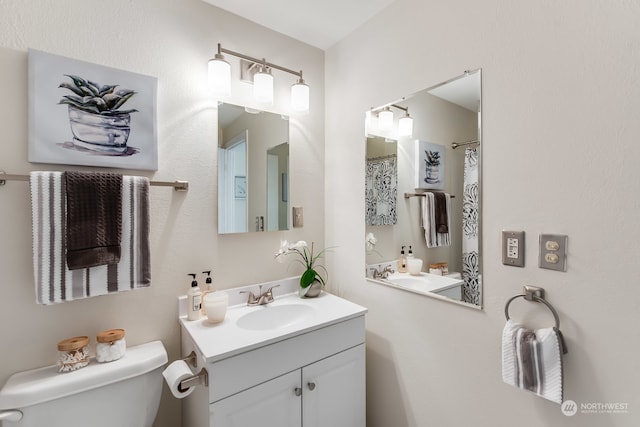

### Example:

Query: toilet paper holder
xmin=178 ymin=367 xmax=208 ymax=392
xmin=177 ymin=351 xmax=208 ymax=392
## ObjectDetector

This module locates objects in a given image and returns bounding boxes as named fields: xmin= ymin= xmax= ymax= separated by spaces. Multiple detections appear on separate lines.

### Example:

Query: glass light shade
xmin=378 ymin=108 xmax=394 ymax=131
xmin=291 ymin=80 xmax=309 ymax=112
xmin=254 ymin=69 xmax=274 ymax=105
xmin=398 ymin=115 xmax=413 ymax=137
xmin=208 ymin=54 xmax=231 ymax=98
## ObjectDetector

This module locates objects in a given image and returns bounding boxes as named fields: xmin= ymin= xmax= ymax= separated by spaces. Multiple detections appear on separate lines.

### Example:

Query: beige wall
xmin=0 ymin=1 xmax=324 ymax=426
xmin=326 ymin=0 xmax=640 ymax=426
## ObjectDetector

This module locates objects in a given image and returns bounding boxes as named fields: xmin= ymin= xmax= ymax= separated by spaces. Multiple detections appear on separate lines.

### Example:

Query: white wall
xmin=0 ymin=1 xmax=324 ymax=425
xmin=326 ymin=0 xmax=640 ymax=426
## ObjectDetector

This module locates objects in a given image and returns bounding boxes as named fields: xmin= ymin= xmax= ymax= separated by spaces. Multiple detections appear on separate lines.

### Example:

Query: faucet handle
xmin=264 ymin=284 xmax=280 ymax=300
xmin=239 ymin=289 xmax=259 ymax=305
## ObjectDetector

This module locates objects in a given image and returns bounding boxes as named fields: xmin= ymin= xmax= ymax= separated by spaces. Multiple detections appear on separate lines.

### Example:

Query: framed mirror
xmin=218 ymin=103 xmax=290 ymax=234
xmin=365 ymin=69 xmax=482 ymax=308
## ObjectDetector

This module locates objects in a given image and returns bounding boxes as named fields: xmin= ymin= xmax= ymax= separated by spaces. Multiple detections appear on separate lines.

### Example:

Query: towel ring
xmin=504 ymin=286 xmax=560 ymax=329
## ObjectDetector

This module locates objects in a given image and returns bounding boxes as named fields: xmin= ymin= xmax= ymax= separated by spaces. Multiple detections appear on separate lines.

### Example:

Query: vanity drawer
xmin=206 ymin=315 xmax=365 ymax=403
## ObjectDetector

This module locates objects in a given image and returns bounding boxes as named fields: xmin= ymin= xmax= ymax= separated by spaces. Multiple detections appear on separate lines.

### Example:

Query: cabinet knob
xmin=294 ymin=387 xmax=302 ymax=397
xmin=307 ymin=382 xmax=316 ymax=391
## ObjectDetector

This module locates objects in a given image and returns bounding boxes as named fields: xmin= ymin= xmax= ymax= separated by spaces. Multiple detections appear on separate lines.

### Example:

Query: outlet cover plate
xmin=539 ymin=234 xmax=568 ymax=272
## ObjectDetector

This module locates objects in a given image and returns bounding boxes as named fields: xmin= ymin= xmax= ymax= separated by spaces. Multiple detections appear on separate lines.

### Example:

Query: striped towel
xmin=30 ymin=172 xmax=151 ymax=305
xmin=502 ymin=319 xmax=566 ymax=404
xmin=420 ymin=192 xmax=451 ymax=248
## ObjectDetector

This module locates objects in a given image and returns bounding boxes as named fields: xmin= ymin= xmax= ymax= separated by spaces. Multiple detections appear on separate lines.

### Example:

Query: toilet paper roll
xmin=162 ymin=360 xmax=195 ymax=399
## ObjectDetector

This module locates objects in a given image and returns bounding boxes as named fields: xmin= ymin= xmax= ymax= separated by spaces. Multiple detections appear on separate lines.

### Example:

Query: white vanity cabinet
xmin=210 ymin=344 xmax=365 ymax=427
xmin=179 ymin=288 xmax=367 ymax=427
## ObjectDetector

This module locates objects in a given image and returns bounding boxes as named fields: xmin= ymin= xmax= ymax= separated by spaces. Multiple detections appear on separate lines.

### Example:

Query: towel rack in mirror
xmin=504 ymin=285 xmax=560 ymax=329
xmin=404 ymin=191 xmax=455 ymax=199
xmin=0 ymin=171 xmax=189 ymax=192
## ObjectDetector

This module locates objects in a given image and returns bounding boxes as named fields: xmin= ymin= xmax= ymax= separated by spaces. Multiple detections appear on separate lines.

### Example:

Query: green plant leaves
xmin=58 ymin=75 xmax=137 ymax=115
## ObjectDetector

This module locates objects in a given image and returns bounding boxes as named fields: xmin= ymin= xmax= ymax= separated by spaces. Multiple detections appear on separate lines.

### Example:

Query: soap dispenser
xmin=398 ymin=246 xmax=408 ymax=273
xmin=407 ymin=246 xmax=414 ymax=259
xmin=187 ymin=273 xmax=202 ymax=321
xmin=201 ymin=270 xmax=213 ymax=315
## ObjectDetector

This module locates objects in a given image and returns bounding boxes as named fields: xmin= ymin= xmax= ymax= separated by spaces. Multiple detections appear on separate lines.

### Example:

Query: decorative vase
xmin=67 ymin=105 xmax=131 ymax=153
xmin=299 ymin=278 xmax=323 ymax=298
xmin=425 ymin=164 xmax=439 ymax=183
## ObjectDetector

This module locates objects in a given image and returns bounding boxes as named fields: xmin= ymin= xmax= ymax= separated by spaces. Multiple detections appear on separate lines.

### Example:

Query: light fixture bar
xmin=217 ymin=44 xmax=302 ymax=79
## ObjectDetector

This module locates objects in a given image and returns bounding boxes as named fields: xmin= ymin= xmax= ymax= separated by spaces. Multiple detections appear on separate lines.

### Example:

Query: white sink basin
xmin=236 ymin=304 xmax=316 ymax=331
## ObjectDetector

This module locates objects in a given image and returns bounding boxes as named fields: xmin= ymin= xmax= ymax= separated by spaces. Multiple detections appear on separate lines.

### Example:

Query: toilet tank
xmin=0 ymin=340 xmax=167 ymax=427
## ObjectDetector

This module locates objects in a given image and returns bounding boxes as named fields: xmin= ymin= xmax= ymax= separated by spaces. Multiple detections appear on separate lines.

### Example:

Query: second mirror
xmin=218 ymin=103 xmax=289 ymax=234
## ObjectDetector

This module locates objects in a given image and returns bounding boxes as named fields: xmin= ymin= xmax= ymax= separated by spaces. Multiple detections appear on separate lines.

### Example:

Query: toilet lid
xmin=0 ymin=340 xmax=167 ymax=410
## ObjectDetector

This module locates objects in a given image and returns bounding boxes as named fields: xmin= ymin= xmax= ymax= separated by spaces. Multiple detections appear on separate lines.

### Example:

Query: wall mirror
xmin=365 ymin=69 xmax=482 ymax=308
xmin=218 ymin=103 xmax=289 ymax=234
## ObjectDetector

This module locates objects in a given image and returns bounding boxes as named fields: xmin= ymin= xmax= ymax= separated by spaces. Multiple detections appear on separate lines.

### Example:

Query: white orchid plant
xmin=275 ymin=240 xmax=329 ymax=289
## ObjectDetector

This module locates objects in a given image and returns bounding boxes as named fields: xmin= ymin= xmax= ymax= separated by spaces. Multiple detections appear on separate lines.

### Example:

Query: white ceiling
xmin=201 ymin=0 xmax=397 ymax=50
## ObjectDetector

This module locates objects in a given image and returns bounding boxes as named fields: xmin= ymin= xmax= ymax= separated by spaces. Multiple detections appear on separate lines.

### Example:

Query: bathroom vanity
xmin=179 ymin=279 xmax=367 ymax=427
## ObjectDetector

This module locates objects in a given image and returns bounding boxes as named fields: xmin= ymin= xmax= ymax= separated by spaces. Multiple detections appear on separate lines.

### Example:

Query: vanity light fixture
xmin=253 ymin=63 xmax=274 ymax=105
xmin=372 ymin=104 xmax=413 ymax=137
xmin=208 ymin=43 xmax=309 ymax=113
xmin=397 ymin=107 xmax=413 ymax=137
xmin=378 ymin=107 xmax=394 ymax=131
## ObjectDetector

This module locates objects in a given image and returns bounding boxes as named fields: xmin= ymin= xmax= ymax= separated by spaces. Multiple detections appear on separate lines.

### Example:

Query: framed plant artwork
xmin=415 ymin=140 xmax=445 ymax=190
xmin=28 ymin=49 xmax=158 ymax=170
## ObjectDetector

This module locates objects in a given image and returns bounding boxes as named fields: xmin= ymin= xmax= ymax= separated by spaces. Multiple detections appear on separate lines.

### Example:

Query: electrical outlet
xmin=539 ymin=234 xmax=568 ymax=271
xmin=502 ymin=230 xmax=525 ymax=267
xmin=292 ymin=207 xmax=304 ymax=228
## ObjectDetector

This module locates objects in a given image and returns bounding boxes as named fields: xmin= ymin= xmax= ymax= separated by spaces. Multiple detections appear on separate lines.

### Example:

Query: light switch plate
xmin=502 ymin=230 xmax=525 ymax=267
xmin=539 ymin=234 xmax=568 ymax=272
xmin=292 ymin=207 xmax=303 ymax=228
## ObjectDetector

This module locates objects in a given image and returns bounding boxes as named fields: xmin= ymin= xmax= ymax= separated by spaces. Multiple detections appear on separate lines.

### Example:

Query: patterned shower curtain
xmin=462 ymin=147 xmax=480 ymax=305
xmin=365 ymin=155 xmax=397 ymax=226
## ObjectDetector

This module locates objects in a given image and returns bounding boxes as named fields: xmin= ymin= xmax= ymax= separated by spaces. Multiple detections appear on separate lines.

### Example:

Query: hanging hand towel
xmin=65 ymin=171 xmax=122 ymax=270
xmin=502 ymin=319 xmax=566 ymax=404
xmin=30 ymin=172 xmax=150 ymax=305
xmin=420 ymin=192 xmax=451 ymax=248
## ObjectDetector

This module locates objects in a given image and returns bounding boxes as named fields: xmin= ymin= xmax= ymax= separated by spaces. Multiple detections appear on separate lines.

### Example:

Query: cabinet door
xmin=210 ymin=369 xmax=301 ymax=427
xmin=302 ymin=344 xmax=365 ymax=427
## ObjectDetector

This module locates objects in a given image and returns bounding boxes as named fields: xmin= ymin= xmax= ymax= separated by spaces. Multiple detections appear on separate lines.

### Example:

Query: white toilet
xmin=0 ymin=340 xmax=167 ymax=427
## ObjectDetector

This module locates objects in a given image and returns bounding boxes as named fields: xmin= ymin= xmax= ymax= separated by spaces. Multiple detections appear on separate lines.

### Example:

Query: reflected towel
xmin=65 ymin=171 xmax=122 ymax=270
xmin=420 ymin=192 xmax=451 ymax=248
xmin=30 ymin=172 xmax=150 ymax=305
xmin=502 ymin=319 xmax=566 ymax=404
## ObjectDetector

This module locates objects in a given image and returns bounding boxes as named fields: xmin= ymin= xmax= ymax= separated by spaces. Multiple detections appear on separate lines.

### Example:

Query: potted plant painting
xmin=58 ymin=75 xmax=137 ymax=153
xmin=424 ymin=149 xmax=441 ymax=184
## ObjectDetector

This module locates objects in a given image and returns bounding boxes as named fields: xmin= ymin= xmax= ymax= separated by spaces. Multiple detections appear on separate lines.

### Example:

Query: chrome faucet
xmin=240 ymin=284 xmax=280 ymax=306
xmin=370 ymin=265 xmax=394 ymax=279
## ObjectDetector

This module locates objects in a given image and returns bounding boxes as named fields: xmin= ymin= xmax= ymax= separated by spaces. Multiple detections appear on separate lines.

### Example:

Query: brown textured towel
xmin=65 ymin=171 xmax=122 ymax=270
xmin=433 ymin=191 xmax=449 ymax=233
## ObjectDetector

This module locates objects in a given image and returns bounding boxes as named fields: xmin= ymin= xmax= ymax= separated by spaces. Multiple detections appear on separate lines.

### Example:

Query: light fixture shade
xmin=378 ymin=108 xmax=394 ymax=131
xmin=398 ymin=114 xmax=413 ymax=137
xmin=254 ymin=68 xmax=274 ymax=105
xmin=208 ymin=53 xmax=231 ymax=98
xmin=291 ymin=79 xmax=309 ymax=112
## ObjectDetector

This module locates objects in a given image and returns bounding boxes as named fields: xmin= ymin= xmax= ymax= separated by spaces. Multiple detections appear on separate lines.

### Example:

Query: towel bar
xmin=404 ymin=191 xmax=455 ymax=199
xmin=0 ymin=170 xmax=189 ymax=192
xmin=504 ymin=285 xmax=560 ymax=329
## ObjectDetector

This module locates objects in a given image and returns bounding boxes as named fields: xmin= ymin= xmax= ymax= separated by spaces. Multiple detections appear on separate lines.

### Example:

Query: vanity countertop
xmin=180 ymin=290 xmax=367 ymax=364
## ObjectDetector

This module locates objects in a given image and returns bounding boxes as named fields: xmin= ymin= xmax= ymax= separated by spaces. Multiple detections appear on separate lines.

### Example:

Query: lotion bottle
xmin=398 ymin=246 xmax=408 ymax=273
xmin=407 ymin=246 xmax=414 ymax=260
xmin=201 ymin=270 xmax=213 ymax=316
xmin=187 ymin=273 xmax=202 ymax=321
